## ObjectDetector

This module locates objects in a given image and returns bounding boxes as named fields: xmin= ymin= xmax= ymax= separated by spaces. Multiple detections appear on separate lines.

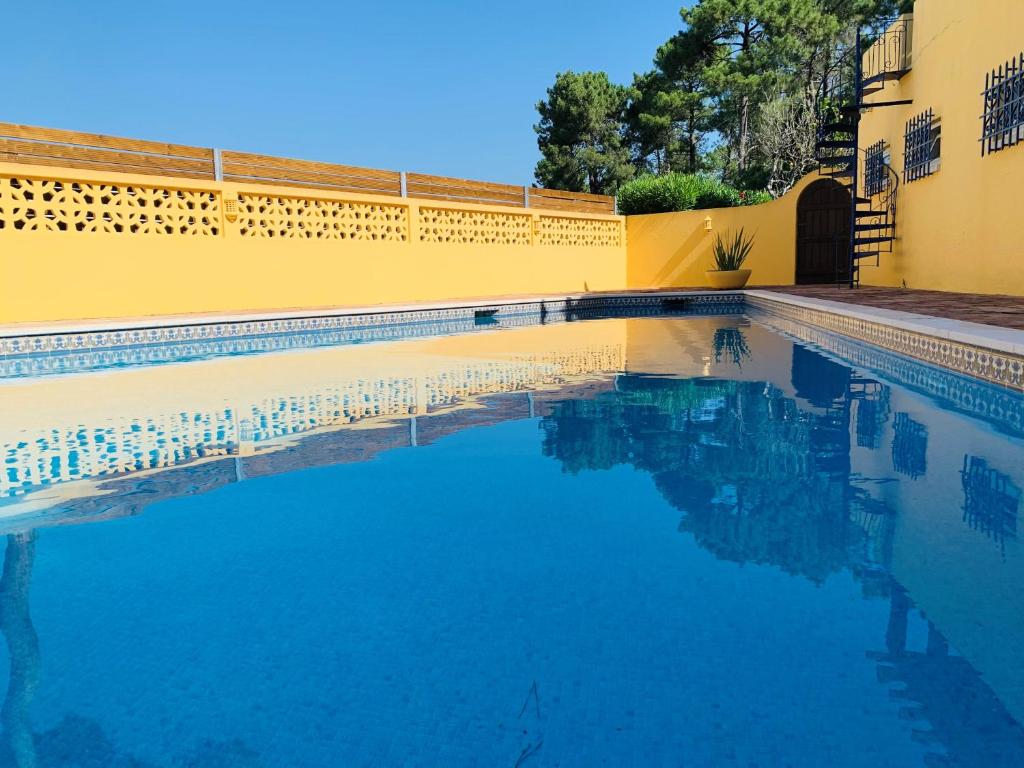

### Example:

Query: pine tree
xmin=534 ymin=71 xmax=635 ymax=194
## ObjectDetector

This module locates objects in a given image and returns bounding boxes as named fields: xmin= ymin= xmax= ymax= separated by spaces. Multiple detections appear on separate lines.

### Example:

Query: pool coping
xmin=745 ymin=290 xmax=1024 ymax=392
xmin=2 ymin=288 xmax=1023 ymax=391
xmin=745 ymin=290 xmax=1024 ymax=357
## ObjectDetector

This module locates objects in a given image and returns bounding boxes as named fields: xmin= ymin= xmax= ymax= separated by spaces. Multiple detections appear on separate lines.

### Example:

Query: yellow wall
xmin=7 ymin=0 xmax=1023 ymax=329
xmin=624 ymin=173 xmax=817 ymax=289
xmin=857 ymin=0 xmax=1024 ymax=293
xmin=0 ymin=162 xmax=625 ymax=325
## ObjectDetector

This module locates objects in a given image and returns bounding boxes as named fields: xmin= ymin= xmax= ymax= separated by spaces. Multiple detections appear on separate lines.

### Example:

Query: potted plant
xmin=707 ymin=228 xmax=754 ymax=289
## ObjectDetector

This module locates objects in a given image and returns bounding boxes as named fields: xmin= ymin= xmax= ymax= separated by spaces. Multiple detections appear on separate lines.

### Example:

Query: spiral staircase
xmin=814 ymin=15 xmax=914 ymax=287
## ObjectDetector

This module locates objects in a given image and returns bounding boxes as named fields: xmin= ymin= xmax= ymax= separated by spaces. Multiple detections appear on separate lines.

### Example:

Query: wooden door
xmin=796 ymin=180 xmax=852 ymax=284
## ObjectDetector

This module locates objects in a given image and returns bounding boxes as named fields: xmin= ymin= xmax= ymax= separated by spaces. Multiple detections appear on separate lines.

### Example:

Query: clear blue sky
xmin=7 ymin=1 xmax=684 ymax=185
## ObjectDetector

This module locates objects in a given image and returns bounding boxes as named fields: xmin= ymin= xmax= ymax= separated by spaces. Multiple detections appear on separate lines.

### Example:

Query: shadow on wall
xmin=645 ymin=224 xmax=709 ymax=288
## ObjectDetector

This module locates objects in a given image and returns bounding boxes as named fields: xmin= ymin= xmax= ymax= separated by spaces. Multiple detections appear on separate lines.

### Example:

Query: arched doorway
xmin=796 ymin=179 xmax=851 ymax=284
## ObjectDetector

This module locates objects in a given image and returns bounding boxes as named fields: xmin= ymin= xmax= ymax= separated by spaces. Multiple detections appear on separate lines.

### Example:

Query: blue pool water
xmin=1 ymin=312 xmax=1023 ymax=766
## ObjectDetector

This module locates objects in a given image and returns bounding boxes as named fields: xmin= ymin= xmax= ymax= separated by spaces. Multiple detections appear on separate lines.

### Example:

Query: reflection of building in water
xmin=961 ymin=455 xmax=1020 ymax=559
xmin=539 ymin=358 xmax=1024 ymax=762
xmin=1 ymin=342 xmax=624 ymax=506
xmin=892 ymin=413 xmax=928 ymax=480
xmin=870 ymin=587 xmax=1024 ymax=768
xmin=541 ymin=372 xmax=868 ymax=584
xmin=853 ymin=380 xmax=890 ymax=449
xmin=0 ymin=387 xmax=621 ymax=535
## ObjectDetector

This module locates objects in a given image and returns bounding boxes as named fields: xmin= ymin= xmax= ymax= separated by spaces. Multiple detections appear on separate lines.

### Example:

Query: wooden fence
xmin=0 ymin=122 xmax=616 ymax=214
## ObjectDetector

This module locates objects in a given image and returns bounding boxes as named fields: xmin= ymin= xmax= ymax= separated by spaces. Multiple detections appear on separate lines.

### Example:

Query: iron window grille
xmin=981 ymin=51 xmax=1024 ymax=156
xmin=961 ymin=455 xmax=1020 ymax=557
xmin=892 ymin=413 xmax=927 ymax=480
xmin=864 ymin=140 xmax=889 ymax=196
xmin=904 ymin=109 xmax=940 ymax=183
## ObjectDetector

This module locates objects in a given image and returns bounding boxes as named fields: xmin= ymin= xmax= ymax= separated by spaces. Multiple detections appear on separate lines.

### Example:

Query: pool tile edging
xmin=0 ymin=292 xmax=744 ymax=360
xmin=3 ymin=288 xmax=1023 ymax=393
xmin=747 ymin=291 xmax=1024 ymax=392
xmin=749 ymin=308 xmax=1024 ymax=433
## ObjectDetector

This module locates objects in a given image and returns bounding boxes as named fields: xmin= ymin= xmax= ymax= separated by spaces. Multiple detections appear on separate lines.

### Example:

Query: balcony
xmin=862 ymin=14 xmax=914 ymax=95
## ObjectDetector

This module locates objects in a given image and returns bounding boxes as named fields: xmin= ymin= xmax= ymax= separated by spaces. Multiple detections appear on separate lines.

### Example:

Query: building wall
xmin=857 ymin=0 xmax=1024 ymax=293
xmin=0 ymin=162 xmax=625 ymax=325
xmin=624 ymin=174 xmax=817 ymax=290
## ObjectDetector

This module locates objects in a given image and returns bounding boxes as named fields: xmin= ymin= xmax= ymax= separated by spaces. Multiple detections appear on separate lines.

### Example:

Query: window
xmin=904 ymin=109 xmax=940 ymax=183
xmin=864 ymin=140 xmax=889 ymax=196
xmin=981 ymin=51 xmax=1024 ymax=156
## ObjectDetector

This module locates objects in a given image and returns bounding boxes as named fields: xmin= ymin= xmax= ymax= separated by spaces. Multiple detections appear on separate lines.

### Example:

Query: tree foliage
xmin=534 ymin=0 xmax=915 ymax=196
xmin=534 ymin=71 xmax=635 ymax=194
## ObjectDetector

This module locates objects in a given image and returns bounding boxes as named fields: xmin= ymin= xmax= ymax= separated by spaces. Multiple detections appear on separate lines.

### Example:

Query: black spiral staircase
xmin=814 ymin=15 xmax=913 ymax=287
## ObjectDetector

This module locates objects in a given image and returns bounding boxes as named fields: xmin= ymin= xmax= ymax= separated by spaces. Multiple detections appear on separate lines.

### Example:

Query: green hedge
xmin=616 ymin=173 xmax=772 ymax=215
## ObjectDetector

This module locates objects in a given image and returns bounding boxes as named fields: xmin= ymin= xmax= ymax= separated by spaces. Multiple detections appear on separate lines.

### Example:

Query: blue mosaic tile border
xmin=750 ymin=308 xmax=1024 ymax=436
xmin=6 ymin=290 xmax=1021 ymax=394
xmin=747 ymin=295 xmax=1024 ymax=392
xmin=0 ymin=294 xmax=745 ymax=379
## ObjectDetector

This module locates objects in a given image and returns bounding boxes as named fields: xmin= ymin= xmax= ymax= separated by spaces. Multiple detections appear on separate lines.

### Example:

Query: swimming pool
xmin=1 ymin=309 xmax=1023 ymax=767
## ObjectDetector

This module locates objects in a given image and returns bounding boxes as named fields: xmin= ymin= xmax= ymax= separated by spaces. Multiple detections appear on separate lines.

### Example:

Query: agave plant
xmin=712 ymin=228 xmax=755 ymax=271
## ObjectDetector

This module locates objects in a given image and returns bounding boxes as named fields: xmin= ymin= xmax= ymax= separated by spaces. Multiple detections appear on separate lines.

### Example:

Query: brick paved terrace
xmin=759 ymin=286 xmax=1024 ymax=330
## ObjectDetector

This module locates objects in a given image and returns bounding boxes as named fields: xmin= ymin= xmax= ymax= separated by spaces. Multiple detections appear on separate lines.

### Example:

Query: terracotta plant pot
xmin=706 ymin=269 xmax=751 ymax=290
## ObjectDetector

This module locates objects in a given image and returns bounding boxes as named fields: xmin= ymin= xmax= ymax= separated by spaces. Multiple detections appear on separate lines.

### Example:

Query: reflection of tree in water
xmin=0 ymin=535 xmax=264 ymax=768
xmin=870 ymin=587 xmax=1024 ymax=768
xmin=961 ymin=455 xmax=1020 ymax=560
xmin=542 ymin=375 xmax=869 ymax=584
xmin=541 ymin=367 xmax=1024 ymax=763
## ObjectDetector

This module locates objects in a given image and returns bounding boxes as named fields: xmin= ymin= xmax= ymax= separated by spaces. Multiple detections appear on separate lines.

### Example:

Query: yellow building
xmin=1 ymin=0 xmax=1023 ymax=330
xmin=855 ymin=0 xmax=1024 ymax=293
xmin=630 ymin=0 xmax=1024 ymax=294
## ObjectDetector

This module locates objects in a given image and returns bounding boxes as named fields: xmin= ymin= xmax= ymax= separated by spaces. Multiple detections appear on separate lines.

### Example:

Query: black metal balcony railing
xmin=862 ymin=16 xmax=913 ymax=90
xmin=981 ymin=51 xmax=1024 ymax=156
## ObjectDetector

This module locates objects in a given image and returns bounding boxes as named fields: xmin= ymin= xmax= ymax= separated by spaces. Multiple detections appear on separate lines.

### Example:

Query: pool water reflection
xmin=0 ymin=315 xmax=1022 ymax=766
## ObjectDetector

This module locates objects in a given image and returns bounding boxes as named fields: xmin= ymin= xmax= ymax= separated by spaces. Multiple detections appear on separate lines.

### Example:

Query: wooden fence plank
xmin=406 ymin=185 xmax=524 ymax=205
xmin=0 ymin=122 xmax=620 ymax=213
xmin=221 ymin=166 xmax=401 ymax=193
xmin=529 ymin=197 xmax=616 ymax=214
xmin=0 ymin=138 xmax=216 ymax=176
xmin=529 ymin=187 xmax=615 ymax=204
xmin=222 ymin=169 xmax=402 ymax=195
xmin=0 ymin=153 xmax=217 ymax=183
xmin=406 ymin=172 xmax=524 ymax=196
xmin=0 ymin=122 xmax=213 ymax=160
xmin=406 ymin=173 xmax=525 ymax=207
xmin=405 ymin=184 xmax=524 ymax=203
xmin=223 ymin=175 xmax=405 ymax=197
xmin=528 ymin=187 xmax=616 ymax=214
xmin=222 ymin=150 xmax=400 ymax=183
